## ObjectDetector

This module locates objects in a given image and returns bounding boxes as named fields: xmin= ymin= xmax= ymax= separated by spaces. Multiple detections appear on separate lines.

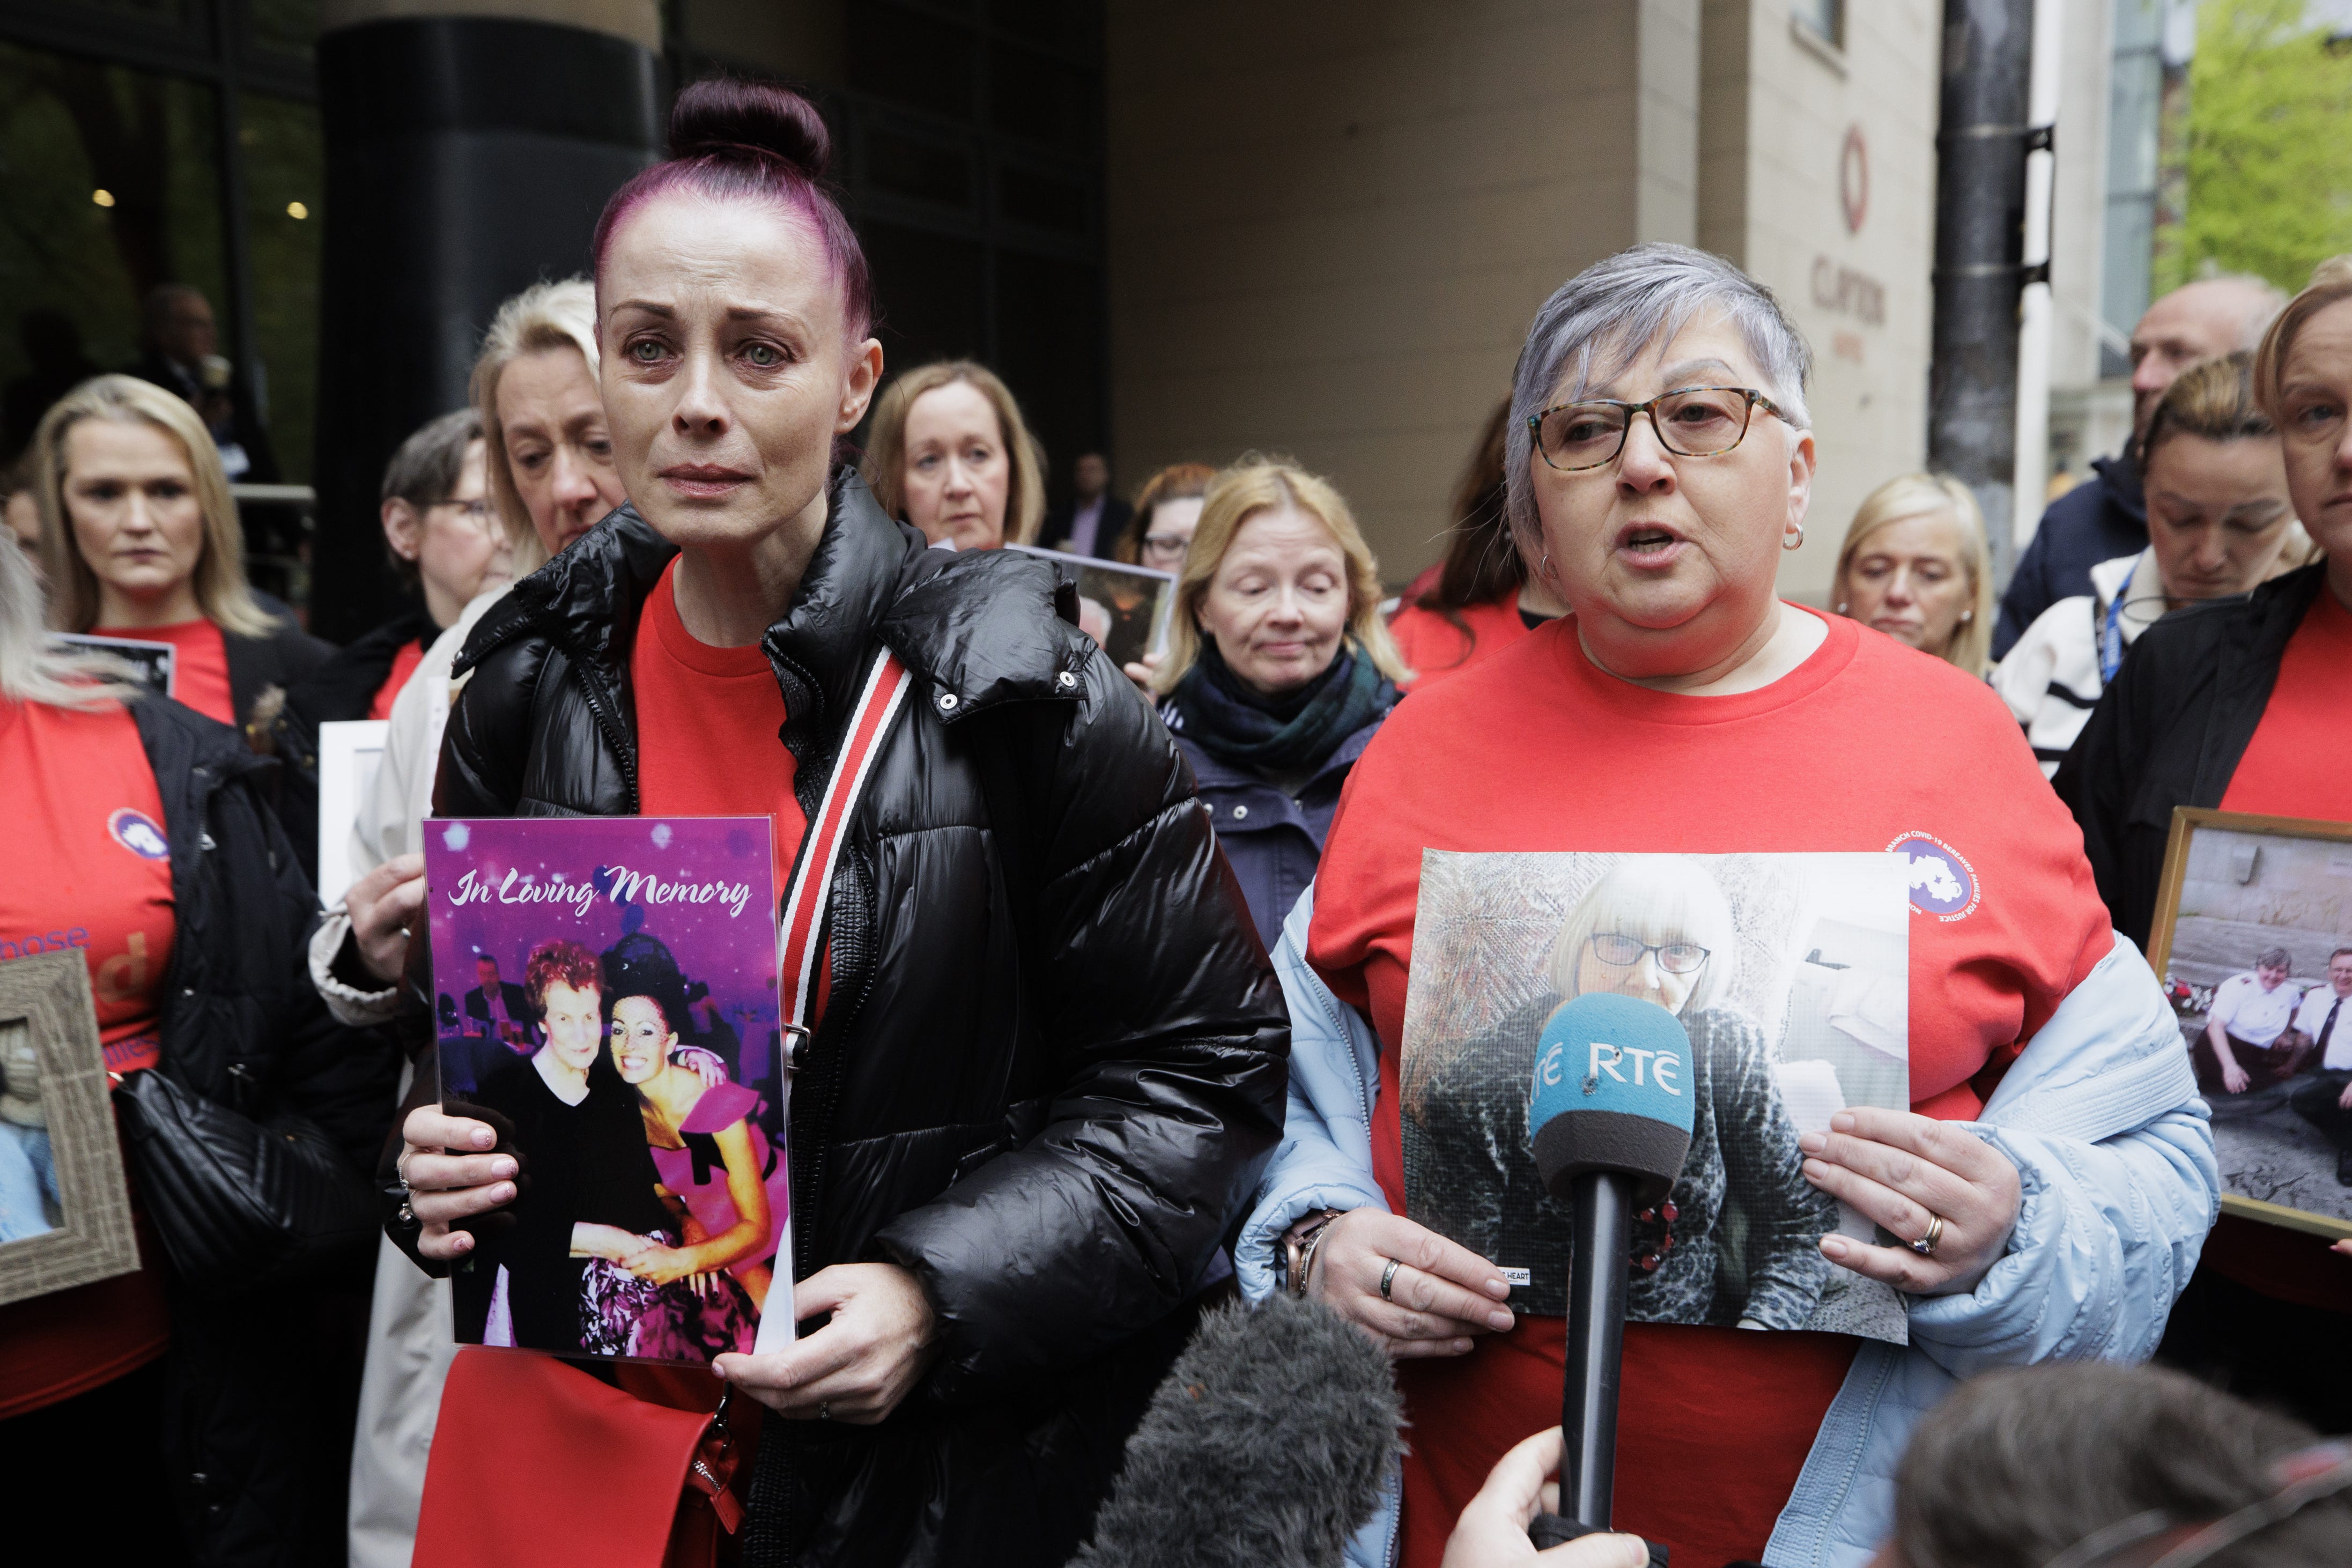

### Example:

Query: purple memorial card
xmin=425 ymin=816 xmax=792 ymax=1363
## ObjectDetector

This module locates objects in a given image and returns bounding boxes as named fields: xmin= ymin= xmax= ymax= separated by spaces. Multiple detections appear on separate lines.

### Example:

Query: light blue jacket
xmin=1237 ymin=886 xmax=2219 ymax=1568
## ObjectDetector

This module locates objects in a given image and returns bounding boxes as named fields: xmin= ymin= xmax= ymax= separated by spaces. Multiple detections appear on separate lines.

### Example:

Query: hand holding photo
xmin=1004 ymin=543 xmax=1175 ymax=670
xmin=426 ymin=816 xmax=792 ymax=1364
xmin=1401 ymin=850 xmax=1912 ymax=1343
xmin=0 ymin=949 xmax=139 ymax=1307
xmin=2148 ymin=808 xmax=2352 ymax=1239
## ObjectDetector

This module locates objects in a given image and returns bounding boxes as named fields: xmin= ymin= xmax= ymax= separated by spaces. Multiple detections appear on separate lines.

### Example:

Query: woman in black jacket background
xmin=2058 ymin=256 xmax=2352 ymax=1436
xmin=0 ymin=529 xmax=398 ymax=1568
xmin=393 ymin=79 xmax=1286 ymax=1567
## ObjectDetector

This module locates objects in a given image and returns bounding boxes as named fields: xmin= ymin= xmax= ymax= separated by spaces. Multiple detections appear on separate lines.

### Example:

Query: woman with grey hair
xmin=1242 ymin=242 xmax=2215 ymax=1567
xmin=1409 ymin=857 xmax=1833 ymax=1332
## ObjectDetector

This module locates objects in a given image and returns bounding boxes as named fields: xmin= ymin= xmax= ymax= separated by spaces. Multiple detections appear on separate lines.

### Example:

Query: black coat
xmin=1042 ymin=495 xmax=1134 ymax=559
xmin=1995 ymin=452 xmax=2148 ymax=659
xmin=1175 ymin=715 xmax=1385 ymax=950
xmin=420 ymin=469 xmax=1288 ymax=1567
xmin=127 ymin=696 xmax=402 ymax=1567
xmin=221 ymin=608 xmax=336 ymax=742
xmin=2054 ymin=563 xmax=2329 ymax=948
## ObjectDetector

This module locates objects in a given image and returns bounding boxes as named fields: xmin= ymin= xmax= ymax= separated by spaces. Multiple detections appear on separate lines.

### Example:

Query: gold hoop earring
xmin=1781 ymin=525 xmax=1805 ymax=551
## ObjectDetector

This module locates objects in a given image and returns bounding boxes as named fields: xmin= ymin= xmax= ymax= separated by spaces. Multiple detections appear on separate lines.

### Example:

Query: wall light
xmin=92 ymin=189 xmax=115 ymax=208
xmin=286 ymin=201 xmax=308 ymax=220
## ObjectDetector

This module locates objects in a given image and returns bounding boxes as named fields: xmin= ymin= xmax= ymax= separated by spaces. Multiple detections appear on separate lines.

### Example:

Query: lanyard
xmin=2099 ymin=588 xmax=2131 ymax=686
xmin=775 ymin=648 xmax=914 ymax=1067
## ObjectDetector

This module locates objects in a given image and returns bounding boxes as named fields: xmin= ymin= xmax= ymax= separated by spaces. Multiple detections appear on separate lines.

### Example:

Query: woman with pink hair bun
xmin=389 ymin=76 xmax=1285 ymax=1568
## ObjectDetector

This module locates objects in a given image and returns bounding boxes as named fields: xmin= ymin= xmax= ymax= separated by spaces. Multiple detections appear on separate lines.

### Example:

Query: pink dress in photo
xmin=648 ymin=1081 xmax=788 ymax=1278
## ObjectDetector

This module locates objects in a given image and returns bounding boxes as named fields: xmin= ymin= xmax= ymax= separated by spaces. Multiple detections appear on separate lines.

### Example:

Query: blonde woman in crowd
xmin=308 ymin=277 xmax=629 ymax=1568
xmin=1830 ymin=472 xmax=1993 ymax=675
xmin=1997 ymin=353 xmax=2295 ymax=778
xmin=1151 ymin=457 xmax=1409 ymax=945
xmin=862 ymin=358 xmax=1046 ymax=550
xmin=34 ymin=373 xmax=330 ymax=735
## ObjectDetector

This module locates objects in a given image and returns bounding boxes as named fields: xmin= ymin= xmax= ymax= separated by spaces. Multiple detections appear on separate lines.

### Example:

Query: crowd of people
xmin=1 ymin=73 xmax=2348 ymax=1568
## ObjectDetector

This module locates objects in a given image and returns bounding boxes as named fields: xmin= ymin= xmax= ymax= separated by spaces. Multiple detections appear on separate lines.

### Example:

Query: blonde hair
xmin=1152 ymin=456 xmax=1411 ymax=696
xmin=2 ymin=517 xmax=139 ymax=708
xmin=2252 ymin=253 xmax=2352 ymax=426
xmin=470 ymin=278 xmax=602 ymax=576
xmin=861 ymin=360 xmax=1046 ymax=547
xmin=33 ymin=374 xmax=273 ymax=638
xmin=1832 ymin=473 xmax=1994 ymax=676
xmin=1544 ymin=856 xmax=1737 ymax=1017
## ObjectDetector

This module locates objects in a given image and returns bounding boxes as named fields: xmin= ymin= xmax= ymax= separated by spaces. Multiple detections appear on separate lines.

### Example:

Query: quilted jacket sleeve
xmin=872 ymin=646 xmax=1291 ymax=1403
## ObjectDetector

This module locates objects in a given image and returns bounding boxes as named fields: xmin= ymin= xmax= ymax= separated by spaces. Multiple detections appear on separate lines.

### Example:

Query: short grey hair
xmin=1504 ymin=243 xmax=1813 ymax=553
xmin=2257 ymin=946 xmax=2292 ymax=971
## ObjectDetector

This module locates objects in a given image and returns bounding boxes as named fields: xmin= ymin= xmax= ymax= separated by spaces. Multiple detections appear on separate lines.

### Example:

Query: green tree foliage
xmin=2159 ymin=0 xmax=2352 ymax=294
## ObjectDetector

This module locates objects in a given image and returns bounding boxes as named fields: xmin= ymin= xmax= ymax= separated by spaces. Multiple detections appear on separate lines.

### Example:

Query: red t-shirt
xmin=97 ymin=618 xmax=233 ymax=726
xmin=367 ymin=635 xmax=430 ymax=721
xmin=1309 ymin=610 xmax=2114 ymax=1567
xmin=2213 ymin=584 xmax=2352 ymax=1313
xmin=1388 ymin=595 xmax=1532 ymax=692
xmin=0 ymin=694 xmax=178 ymax=1419
xmin=628 ymin=559 xmax=807 ymax=901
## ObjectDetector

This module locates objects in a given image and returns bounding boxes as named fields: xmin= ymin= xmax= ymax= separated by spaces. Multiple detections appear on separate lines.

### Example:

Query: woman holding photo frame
xmin=0 ymin=530 xmax=396 ymax=1566
xmin=388 ymin=78 xmax=1284 ymax=1567
xmin=1240 ymin=243 xmax=2217 ymax=1568
xmin=2060 ymin=256 xmax=2352 ymax=1433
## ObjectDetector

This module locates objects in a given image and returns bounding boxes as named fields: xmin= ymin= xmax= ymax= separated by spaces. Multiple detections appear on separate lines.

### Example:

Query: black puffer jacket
xmin=129 ymin=696 xmax=401 ymax=1567
xmin=2055 ymin=563 xmax=2327 ymax=946
xmin=425 ymin=470 xmax=1289 ymax=1567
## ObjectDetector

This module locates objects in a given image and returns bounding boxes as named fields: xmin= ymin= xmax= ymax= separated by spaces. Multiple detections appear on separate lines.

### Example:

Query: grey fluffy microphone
xmin=1065 ymin=1294 xmax=1403 ymax=1568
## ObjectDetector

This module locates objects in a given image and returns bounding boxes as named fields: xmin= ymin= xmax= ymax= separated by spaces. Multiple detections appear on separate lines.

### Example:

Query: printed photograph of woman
xmin=1399 ymin=849 xmax=1913 ymax=1343
xmin=601 ymin=934 xmax=787 ymax=1314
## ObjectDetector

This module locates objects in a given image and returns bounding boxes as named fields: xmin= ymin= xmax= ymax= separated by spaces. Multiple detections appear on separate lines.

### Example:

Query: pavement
xmin=2200 ymin=1032 xmax=2352 ymax=1227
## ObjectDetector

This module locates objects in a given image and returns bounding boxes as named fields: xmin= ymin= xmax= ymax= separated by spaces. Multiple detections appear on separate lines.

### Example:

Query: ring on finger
xmin=817 ymin=1402 xmax=830 ymax=1422
xmin=1379 ymin=1258 xmax=1401 ymax=1301
xmin=1908 ymin=1212 xmax=1945 ymax=1258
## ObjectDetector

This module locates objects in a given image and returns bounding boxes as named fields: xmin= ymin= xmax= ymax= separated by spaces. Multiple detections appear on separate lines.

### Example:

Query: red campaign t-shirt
xmin=0 ymin=694 xmax=179 ymax=1419
xmin=367 ymin=635 xmax=430 ymax=721
xmin=97 ymin=617 xmax=233 ymax=727
xmin=628 ymin=558 xmax=808 ymax=907
xmin=1308 ymin=610 xmax=2114 ymax=1568
xmin=1388 ymin=595 xmax=1532 ymax=692
xmin=2213 ymin=585 xmax=2352 ymax=1313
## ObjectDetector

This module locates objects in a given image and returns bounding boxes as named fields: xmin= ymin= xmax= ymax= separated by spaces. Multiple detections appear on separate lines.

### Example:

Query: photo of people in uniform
xmin=2152 ymin=812 xmax=2352 ymax=1234
xmin=1400 ymin=850 xmax=1912 ymax=1344
xmin=425 ymin=816 xmax=792 ymax=1361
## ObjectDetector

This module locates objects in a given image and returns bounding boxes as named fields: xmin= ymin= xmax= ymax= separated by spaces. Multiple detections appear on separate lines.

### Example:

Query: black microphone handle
xmin=1562 ymin=1168 xmax=1637 ymax=1528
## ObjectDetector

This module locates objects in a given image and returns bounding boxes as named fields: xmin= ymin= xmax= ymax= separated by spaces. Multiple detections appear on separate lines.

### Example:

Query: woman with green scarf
xmin=1156 ymin=459 xmax=1412 ymax=946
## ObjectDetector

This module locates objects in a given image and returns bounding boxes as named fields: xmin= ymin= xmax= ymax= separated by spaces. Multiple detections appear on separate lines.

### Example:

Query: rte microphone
xmin=1527 ymin=991 xmax=1696 ymax=1531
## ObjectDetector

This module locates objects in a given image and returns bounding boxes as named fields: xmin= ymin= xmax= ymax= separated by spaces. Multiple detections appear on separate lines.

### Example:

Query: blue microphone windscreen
xmin=1527 ymin=992 xmax=1697 ymax=1206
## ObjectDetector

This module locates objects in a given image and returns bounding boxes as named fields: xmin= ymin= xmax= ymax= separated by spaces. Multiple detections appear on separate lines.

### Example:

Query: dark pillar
xmin=1928 ymin=0 xmax=2038 ymax=593
xmin=308 ymin=14 xmax=658 ymax=641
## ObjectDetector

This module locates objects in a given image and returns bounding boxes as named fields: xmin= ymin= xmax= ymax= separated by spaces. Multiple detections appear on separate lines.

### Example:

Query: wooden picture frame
xmin=2147 ymin=806 xmax=2352 ymax=1239
xmin=0 ymin=949 xmax=140 ymax=1305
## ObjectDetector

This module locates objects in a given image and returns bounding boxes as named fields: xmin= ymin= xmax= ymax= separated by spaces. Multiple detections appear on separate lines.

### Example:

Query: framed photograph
xmin=315 ymin=720 xmax=390 ymax=909
xmin=51 ymin=633 xmax=174 ymax=699
xmin=1004 ymin=544 xmax=1177 ymax=670
xmin=425 ymin=816 xmax=792 ymax=1363
xmin=1401 ymin=849 xmax=1912 ymax=1344
xmin=2147 ymin=807 xmax=2352 ymax=1239
xmin=0 ymin=949 xmax=140 ymax=1307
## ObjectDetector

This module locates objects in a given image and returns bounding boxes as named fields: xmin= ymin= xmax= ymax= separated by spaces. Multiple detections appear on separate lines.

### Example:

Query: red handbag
xmin=415 ymin=1348 xmax=746 ymax=1568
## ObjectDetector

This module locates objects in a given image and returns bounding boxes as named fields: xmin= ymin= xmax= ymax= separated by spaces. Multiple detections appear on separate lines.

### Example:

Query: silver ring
xmin=1909 ymin=1212 xmax=1945 ymax=1257
xmin=817 ymin=1402 xmax=830 ymax=1422
xmin=1379 ymin=1258 xmax=1401 ymax=1301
